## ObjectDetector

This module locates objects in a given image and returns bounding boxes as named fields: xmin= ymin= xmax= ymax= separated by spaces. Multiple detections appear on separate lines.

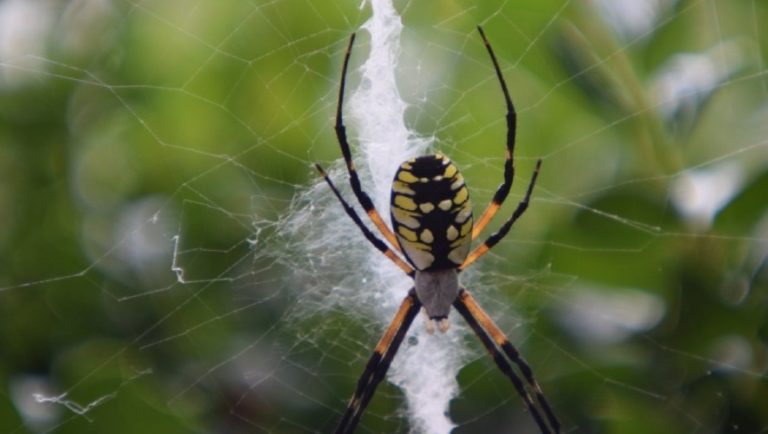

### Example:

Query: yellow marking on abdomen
xmin=460 ymin=220 xmax=473 ymax=237
xmin=443 ymin=164 xmax=457 ymax=178
xmin=394 ymin=195 xmax=417 ymax=211
xmin=399 ymin=239 xmax=431 ymax=252
xmin=398 ymin=170 xmax=418 ymax=183
xmin=446 ymin=225 xmax=458 ymax=241
xmin=454 ymin=186 xmax=468 ymax=205
xmin=401 ymin=240 xmax=435 ymax=270
xmin=419 ymin=202 xmax=434 ymax=213
xmin=392 ymin=207 xmax=420 ymax=229
xmin=448 ymin=244 xmax=470 ymax=264
xmin=450 ymin=175 xmax=464 ymax=190
xmin=398 ymin=226 xmax=418 ymax=242
xmin=455 ymin=206 xmax=472 ymax=224
xmin=393 ymin=181 xmax=415 ymax=195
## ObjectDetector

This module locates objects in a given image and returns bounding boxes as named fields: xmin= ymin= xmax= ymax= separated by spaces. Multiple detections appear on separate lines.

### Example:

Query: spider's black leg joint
xmin=499 ymin=340 xmax=560 ymax=434
xmin=336 ymin=290 xmax=421 ymax=434
xmin=460 ymin=158 xmax=541 ymax=270
xmin=345 ymin=292 xmax=420 ymax=432
xmin=334 ymin=32 xmax=371 ymax=207
xmin=314 ymin=164 xmax=414 ymax=277
xmin=480 ymin=158 xmax=541 ymax=252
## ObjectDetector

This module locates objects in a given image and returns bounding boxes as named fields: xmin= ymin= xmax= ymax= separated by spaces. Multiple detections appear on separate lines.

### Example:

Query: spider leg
xmin=455 ymin=289 xmax=560 ymax=434
xmin=334 ymin=33 xmax=403 ymax=253
xmin=315 ymin=164 xmax=414 ymax=277
xmin=472 ymin=25 xmax=519 ymax=241
xmin=460 ymin=158 xmax=541 ymax=270
xmin=336 ymin=290 xmax=421 ymax=434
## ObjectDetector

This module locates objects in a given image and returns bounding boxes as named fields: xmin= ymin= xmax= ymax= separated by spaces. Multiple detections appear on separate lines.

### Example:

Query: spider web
xmin=1 ymin=0 xmax=767 ymax=433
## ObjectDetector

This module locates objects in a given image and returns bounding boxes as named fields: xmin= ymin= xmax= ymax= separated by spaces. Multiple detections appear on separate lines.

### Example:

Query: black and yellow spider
xmin=314 ymin=27 xmax=559 ymax=434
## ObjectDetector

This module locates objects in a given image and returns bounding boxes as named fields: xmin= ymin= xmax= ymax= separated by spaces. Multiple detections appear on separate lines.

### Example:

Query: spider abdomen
xmin=390 ymin=154 xmax=473 ymax=271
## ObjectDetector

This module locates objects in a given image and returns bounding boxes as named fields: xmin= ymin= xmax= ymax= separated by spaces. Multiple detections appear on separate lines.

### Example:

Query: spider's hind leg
xmin=454 ymin=288 xmax=560 ymax=434
xmin=335 ymin=290 xmax=421 ymax=434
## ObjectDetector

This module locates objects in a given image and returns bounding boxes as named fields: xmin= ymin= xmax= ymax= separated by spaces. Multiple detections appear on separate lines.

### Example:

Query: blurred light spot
xmin=0 ymin=0 xmax=54 ymax=88
xmin=82 ymin=196 xmax=174 ymax=287
xmin=116 ymin=198 xmax=173 ymax=272
xmin=10 ymin=375 xmax=59 ymax=432
xmin=556 ymin=286 xmax=665 ymax=344
xmin=719 ymin=270 xmax=751 ymax=306
xmin=671 ymin=162 xmax=743 ymax=227
xmin=57 ymin=0 xmax=116 ymax=56
xmin=652 ymin=41 xmax=745 ymax=123
xmin=709 ymin=335 xmax=753 ymax=373
xmin=593 ymin=0 xmax=677 ymax=39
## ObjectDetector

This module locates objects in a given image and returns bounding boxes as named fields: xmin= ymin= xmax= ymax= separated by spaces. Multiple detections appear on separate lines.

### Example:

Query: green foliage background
xmin=1 ymin=1 xmax=766 ymax=433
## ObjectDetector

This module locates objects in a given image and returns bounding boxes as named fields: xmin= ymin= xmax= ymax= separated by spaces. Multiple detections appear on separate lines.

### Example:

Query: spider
xmin=314 ymin=26 xmax=560 ymax=434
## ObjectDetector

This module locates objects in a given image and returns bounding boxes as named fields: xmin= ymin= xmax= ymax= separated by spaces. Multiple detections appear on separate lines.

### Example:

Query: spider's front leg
xmin=314 ymin=164 xmax=414 ymax=277
xmin=333 ymin=33 xmax=403 ymax=253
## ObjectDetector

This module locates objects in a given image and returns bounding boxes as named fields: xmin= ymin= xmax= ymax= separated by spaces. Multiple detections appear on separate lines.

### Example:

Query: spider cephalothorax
xmin=314 ymin=26 xmax=560 ymax=434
